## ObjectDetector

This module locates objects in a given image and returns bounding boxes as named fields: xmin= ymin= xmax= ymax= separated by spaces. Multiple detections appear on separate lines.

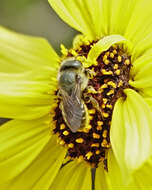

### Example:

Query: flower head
xmin=1 ymin=0 xmax=152 ymax=189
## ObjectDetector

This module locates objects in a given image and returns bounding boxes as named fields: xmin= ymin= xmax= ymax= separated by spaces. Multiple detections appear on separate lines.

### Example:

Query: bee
xmin=58 ymin=58 xmax=88 ymax=133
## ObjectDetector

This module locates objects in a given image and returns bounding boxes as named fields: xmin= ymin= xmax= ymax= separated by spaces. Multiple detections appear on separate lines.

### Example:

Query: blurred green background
xmin=0 ymin=0 xmax=78 ymax=52
xmin=0 ymin=0 xmax=78 ymax=124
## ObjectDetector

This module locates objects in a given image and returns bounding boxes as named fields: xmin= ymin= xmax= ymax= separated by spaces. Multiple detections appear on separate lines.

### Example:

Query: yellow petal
xmin=109 ymin=0 xmax=137 ymax=35
xmin=0 ymin=27 xmax=59 ymax=120
xmin=0 ymin=72 xmax=58 ymax=119
xmin=125 ymin=0 xmax=152 ymax=59
xmin=0 ymin=116 xmax=51 ymax=184
xmin=49 ymin=161 xmax=92 ymax=190
xmin=87 ymin=34 xmax=131 ymax=66
xmin=110 ymin=98 xmax=131 ymax=184
xmin=3 ymin=136 xmax=66 ymax=190
xmin=111 ymin=89 xmax=152 ymax=175
xmin=0 ymin=26 xmax=59 ymax=73
xmin=130 ymin=49 xmax=152 ymax=89
xmin=95 ymin=166 xmax=108 ymax=190
xmin=48 ymin=0 xmax=105 ymax=40
xmin=133 ymin=157 xmax=152 ymax=190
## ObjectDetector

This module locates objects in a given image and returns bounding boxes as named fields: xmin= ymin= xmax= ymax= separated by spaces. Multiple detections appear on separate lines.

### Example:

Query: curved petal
xmin=0 ymin=27 xmax=59 ymax=119
xmin=111 ymin=89 xmax=152 ymax=175
xmin=2 ymin=136 xmax=67 ymax=190
xmin=48 ymin=0 xmax=140 ymax=40
xmin=130 ymin=49 xmax=152 ymax=89
xmin=105 ymin=150 xmax=138 ymax=190
xmin=124 ymin=0 xmax=152 ymax=59
xmin=133 ymin=157 xmax=152 ymax=190
xmin=0 ymin=116 xmax=51 ymax=184
xmin=96 ymin=151 xmax=151 ymax=190
xmin=49 ymin=161 xmax=92 ymax=190
xmin=106 ymin=150 xmax=126 ymax=189
xmin=109 ymin=99 xmax=131 ymax=184
xmin=48 ymin=0 xmax=103 ymax=40
xmin=0 ymin=26 xmax=59 ymax=73
xmin=87 ymin=34 xmax=130 ymax=65
xmin=109 ymin=0 xmax=137 ymax=36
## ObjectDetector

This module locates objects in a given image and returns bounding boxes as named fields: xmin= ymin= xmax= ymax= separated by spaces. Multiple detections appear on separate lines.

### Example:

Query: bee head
xmin=60 ymin=58 xmax=82 ymax=72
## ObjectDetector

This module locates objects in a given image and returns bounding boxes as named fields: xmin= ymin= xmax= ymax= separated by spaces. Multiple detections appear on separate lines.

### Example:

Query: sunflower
xmin=0 ymin=0 xmax=152 ymax=189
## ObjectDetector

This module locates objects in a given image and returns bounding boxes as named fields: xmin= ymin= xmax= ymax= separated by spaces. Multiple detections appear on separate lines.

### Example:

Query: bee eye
xmin=59 ymin=71 xmax=76 ymax=86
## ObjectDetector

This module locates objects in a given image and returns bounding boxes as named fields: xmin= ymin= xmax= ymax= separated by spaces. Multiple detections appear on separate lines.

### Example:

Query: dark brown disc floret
xmin=53 ymin=43 xmax=132 ymax=168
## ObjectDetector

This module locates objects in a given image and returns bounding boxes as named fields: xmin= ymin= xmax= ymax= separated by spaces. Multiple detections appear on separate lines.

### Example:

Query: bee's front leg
xmin=85 ymin=68 xmax=96 ymax=79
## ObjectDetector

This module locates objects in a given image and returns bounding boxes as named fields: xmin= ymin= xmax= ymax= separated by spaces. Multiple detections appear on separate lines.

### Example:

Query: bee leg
xmin=85 ymin=68 xmax=96 ymax=79
xmin=86 ymin=86 xmax=98 ymax=94
xmin=57 ymin=90 xmax=62 ymax=98
xmin=83 ymin=87 xmax=98 ymax=104
xmin=89 ymin=96 xmax=102 ymax=114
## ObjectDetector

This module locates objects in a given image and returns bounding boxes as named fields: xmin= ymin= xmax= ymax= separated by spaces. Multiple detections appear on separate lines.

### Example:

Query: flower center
xmin=53 ymin=42 xmax=131 ymax=168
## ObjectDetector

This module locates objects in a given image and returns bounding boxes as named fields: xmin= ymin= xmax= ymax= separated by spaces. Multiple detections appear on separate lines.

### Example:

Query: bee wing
xmin=61 ymin=81 xmax=84 ymax=133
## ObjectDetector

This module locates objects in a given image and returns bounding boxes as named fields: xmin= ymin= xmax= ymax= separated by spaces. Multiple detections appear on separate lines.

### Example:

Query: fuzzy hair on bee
xmin=58 ymin=58 xmax=88 ymax=133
